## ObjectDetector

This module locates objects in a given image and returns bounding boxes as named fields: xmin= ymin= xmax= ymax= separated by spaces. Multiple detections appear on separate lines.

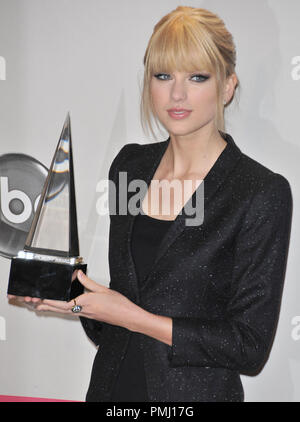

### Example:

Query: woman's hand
xmin=8 ymin=271 xmax=173 ymax=345
xmin=8 ymin=271 xmax=143 ymax=331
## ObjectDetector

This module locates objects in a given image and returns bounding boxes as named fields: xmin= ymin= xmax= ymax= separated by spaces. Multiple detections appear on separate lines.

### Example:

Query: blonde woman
xmin=20 ymin=6 xmax=292 ymax=402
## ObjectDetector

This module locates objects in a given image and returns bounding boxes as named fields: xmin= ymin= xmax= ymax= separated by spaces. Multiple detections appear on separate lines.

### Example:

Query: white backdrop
xmin=0 ymin=0 xmax=299 ymax=401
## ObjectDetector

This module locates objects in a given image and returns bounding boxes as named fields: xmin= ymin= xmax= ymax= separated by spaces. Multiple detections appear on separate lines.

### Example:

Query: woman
xmin=13 ymin=6 xmax=292 ymax=402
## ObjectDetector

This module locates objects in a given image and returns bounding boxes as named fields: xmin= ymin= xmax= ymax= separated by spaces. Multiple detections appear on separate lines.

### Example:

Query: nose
xmin=170 ymin=77 xmax=187 ymax=103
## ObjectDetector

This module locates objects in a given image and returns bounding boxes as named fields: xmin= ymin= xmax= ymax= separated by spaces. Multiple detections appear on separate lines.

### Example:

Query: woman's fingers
xmin=36 ymin=299 xmax=71 ymax=313
xmin=7 ymin=272 xmax=109 ymax=317
xmin=77 ymin=270 xmax=107 ymax=293
xmin=32 ymin=297 xmax=42 ymax=304
xmin=8 ymin=295 xmax=42 ymax=303
xmin=35 ymin=303 xmax=71 ymax=313
xmin=24 ymin=296 xmax=34 ymax=303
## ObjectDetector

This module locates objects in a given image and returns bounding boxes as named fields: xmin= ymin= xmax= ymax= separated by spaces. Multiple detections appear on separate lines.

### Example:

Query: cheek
xmin=150 ymin=82 xmax=167 ymax=111
xmin=191 ymin=85 xmax=218 ymax=111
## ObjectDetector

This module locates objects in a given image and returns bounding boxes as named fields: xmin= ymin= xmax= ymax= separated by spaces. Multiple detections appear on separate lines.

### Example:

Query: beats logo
xmin=0 ymin=154 xmax=48 ymax=258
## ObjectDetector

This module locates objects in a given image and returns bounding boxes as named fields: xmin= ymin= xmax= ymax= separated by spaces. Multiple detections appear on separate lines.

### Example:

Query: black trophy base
xmin=7 ymin=257 xmax=87 ymax=301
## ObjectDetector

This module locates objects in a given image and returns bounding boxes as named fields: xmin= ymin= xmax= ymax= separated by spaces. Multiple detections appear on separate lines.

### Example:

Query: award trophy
xmin=7 ymin=113 xmax=87 ymax=301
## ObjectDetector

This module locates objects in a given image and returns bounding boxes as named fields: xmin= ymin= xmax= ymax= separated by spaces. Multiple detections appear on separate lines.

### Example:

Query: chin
xmin=164 ymin=119 xmax=215 ymax=138
xmin=167 ymin=126 xmax=206 ymax=138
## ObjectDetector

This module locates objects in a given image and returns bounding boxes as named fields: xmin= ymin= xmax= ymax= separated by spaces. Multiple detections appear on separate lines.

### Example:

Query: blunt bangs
xmin=145 ymin=19 xmax=219 ymax=77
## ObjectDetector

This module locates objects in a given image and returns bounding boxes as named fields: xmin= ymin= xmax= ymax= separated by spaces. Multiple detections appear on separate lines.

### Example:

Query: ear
xmin=223 ymin=73 xmax=238 ymax=105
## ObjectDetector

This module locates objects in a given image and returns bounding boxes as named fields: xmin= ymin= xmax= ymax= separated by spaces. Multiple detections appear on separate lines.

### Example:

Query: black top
xmin=111 ymin=212 xmax=173 ymax=401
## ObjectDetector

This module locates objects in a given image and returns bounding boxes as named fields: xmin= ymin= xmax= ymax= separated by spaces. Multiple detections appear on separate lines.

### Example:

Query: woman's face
xmin=150 ymin=70 xmax=221 ymax=138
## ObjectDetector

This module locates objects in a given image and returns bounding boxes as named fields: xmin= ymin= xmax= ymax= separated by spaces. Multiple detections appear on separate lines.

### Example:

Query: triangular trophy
xmin=7 ymin=114 xmax=87 ymax=300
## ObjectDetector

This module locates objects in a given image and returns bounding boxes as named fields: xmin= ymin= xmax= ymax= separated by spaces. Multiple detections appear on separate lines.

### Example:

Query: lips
xmin=167 ymin=108 xmax=192 ymax=120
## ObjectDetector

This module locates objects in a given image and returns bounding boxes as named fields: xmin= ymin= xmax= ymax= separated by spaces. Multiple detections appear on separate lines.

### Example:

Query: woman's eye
xmin=190 ymin=74 xmax=209 ymax=82
xmin=154 ymin=73 xmax=171 ymax=81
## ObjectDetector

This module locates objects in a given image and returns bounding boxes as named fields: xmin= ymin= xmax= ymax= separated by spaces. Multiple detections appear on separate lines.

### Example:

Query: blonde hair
xmin=140 ymin=6 xmax=239 ymax=138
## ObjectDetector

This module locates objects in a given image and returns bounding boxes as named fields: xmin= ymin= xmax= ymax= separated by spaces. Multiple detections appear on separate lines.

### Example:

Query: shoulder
xmin=232 ymin=149 xmax=292 ymax=204
xmin=232 ymin=152 xmax=293 ymax=225
xmin=108 ymin=140 xmax=166 ymax=180
xmin=113 ymin=140 xmax=165 ymax=160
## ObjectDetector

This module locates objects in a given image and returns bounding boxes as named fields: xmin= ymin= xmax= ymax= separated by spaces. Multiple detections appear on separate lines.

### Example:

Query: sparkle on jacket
xmin=80 ymin=131 xmax=293 ymax=402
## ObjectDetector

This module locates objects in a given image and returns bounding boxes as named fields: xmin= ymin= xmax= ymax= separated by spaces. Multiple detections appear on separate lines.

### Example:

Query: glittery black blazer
xmin=80 ymin=132 xmax=293 ymax=402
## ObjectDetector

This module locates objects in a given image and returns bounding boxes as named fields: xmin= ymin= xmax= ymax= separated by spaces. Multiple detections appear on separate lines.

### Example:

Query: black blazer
xmin=81 ymin=132 xmax=293 ymax=402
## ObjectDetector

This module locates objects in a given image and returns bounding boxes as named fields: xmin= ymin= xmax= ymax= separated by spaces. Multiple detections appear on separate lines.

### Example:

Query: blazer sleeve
xmin=168 ymin=173 xmax=293 ymax=374
xmin=80 ymin=144 xmax=132 ymax=346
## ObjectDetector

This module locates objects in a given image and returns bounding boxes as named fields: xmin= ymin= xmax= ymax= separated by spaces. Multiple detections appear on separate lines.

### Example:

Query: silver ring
xmin=71 ymin=299 xmax=82 ymax=313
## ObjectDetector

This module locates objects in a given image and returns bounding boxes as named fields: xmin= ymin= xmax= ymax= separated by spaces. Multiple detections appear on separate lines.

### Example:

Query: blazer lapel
xmin=124 ymin=132 xmax=243 ymax=301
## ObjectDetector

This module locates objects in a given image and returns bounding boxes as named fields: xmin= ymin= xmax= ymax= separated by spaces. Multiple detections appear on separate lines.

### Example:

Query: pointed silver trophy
xmin=7 ymin=113 xmax=87 ymax=300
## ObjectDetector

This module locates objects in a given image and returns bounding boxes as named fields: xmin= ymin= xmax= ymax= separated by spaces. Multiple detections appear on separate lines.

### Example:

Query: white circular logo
xmin=0 ymin=154 xmax=48 ymax=258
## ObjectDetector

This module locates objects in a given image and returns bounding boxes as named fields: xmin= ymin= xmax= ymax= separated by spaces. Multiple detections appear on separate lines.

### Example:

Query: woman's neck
xmin=164 ymin=128 xmax=227 ymax=180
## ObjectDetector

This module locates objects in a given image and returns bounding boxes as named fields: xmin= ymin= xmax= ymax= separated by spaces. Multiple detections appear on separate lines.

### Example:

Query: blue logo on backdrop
xmin=0 ymin=154 xmax=48 ymax=258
